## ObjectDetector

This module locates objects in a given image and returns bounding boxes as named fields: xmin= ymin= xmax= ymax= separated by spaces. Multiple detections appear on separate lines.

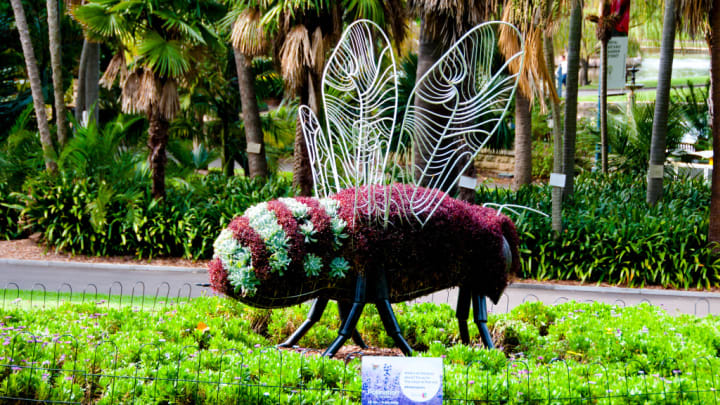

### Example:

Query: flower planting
xmin=208 ymin=183 xmax=519 ymax=308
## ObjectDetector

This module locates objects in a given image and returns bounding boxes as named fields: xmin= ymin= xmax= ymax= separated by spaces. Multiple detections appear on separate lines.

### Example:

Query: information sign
xmin=361 ymin=357 xmax=443 ymax=404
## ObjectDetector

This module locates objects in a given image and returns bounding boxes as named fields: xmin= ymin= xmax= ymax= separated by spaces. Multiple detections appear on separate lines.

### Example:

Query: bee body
xmin=209 ymin=183 xmax=518 ymax=313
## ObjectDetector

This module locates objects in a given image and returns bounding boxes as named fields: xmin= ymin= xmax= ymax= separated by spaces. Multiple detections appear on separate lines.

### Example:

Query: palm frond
xmin=73 ymin=3 xmax=131 ymax=40
xmin=310 ymin=27 xmax=324 ymax=74
xmin=232 ymin=8 xmax=268 ymax=56
xmin=121 ymin=70 xmax=141 ymax=114
xmin=676 ymin=0 xmax=711 ymax=38
xmin=136 ymin=69 xmax=160 ymax=113
xmin=279 ymin=25 xmax=312 ymax=92
xmin=500 ymin=2 xmax=557 ymax=108
xmin=159 ymin=80 xmax=180 ymax=120
xmin=408 ymin=0 xmax=498 ymax=46
xmin=100 ymin=52 xmax=126 ymax=89
xmin=155 ymin=10 xmax=206 ymax=44
xmin=137 ymin=31 xmax=190 ymax=78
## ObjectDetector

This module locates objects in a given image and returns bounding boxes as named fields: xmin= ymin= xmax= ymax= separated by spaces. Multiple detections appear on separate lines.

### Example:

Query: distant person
xmin=557 ymin=54 xmax=568 ymax=96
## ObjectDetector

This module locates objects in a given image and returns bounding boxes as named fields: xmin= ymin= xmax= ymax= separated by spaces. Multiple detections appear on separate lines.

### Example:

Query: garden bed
xmin=0 ymin=294 xmax=718 ymax=403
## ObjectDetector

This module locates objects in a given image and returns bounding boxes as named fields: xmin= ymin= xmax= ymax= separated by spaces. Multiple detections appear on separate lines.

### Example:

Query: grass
xmin=0 ymin=288 xmax=192 ymax=311
xmin=578 ymin=90 xmax=658 ymax=103
xmin=578 ymin=75 xmax=709 ymax=91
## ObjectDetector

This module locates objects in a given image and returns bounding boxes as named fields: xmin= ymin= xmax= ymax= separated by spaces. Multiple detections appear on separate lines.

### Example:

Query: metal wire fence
xmin=0 ymin=280 xmax=719 ymax=403
xmin=3 ymin=279 xmax=719 ymax=316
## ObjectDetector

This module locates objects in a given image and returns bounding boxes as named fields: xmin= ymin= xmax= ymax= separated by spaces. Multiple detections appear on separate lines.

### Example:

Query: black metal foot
xmin=278 ymin=297 xmax=328 ymax=348
xmin=472 ymin=294 xmax=494 ymax=349
xmin=376 ymin=299 xmax=413 ymax=355
xmin=456 ymin=287 xmax=471 ymax=345
xmin=324 ymin=301 xmax=365 ymax=356
xmin=339 ymin=301 xmax=368 ymax=349
xmin=324 ymin=276 xmax=367 ymax=357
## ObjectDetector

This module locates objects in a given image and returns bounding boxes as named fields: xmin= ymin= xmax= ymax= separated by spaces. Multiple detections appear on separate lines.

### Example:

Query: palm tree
xmin=711 ymin=3 xmax=720 ymax=247
xmin=408 ymin=0 xmax=497 ymax=200
xmin=10 ymin=0 xmax=57 ymax=172
xmin=646 ymin=0 xmax=676 ymax=205
xmin=227 ymin=5 xmax=268 ymax=179
xmin=562 ymin=0 xmax=583 ymax=198
xmin=587 ymin=0 xmax=616 ymax=174
xmin=500 ymin=0 xmax=559 ymax=189
xmin=47 ymin=0 xmax=67 ymax=146
xmin=75 ymin=0 xmax=224 ymax=199
xmin=541 ymin=0 xmax=566 ymax=235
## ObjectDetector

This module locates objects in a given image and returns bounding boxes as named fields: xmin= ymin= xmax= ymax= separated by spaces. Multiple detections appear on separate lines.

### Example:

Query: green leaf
xmin=136 ymin=31 xmax=190 ymax=78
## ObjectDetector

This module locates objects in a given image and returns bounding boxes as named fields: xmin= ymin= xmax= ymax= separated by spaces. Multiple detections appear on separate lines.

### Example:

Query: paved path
xmin=1 ymin=259 xmax=719 ymax=316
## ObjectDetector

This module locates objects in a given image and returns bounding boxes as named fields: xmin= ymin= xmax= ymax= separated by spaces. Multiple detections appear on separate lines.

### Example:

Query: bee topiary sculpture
xmin=209 ymin=20 xmax=525 ymax=357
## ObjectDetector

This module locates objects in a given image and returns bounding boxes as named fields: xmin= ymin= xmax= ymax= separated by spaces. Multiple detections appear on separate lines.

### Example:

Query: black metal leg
xmin=278 ymin=297 xmax=329 ymax=348
xmin=338 ymin=301 xmax=368 ymax=349
xmin=376 ymin=299 xmax=413 ymax=355
xmin=324 ymin=277 xmax=367 ymax=357
xmin=472 ymin=294 xmax=494 ymax=349
xmin=456 ymin=287 xmax=471 ymax=345
xmin=373 ymin=269 xmax=412 ymax=355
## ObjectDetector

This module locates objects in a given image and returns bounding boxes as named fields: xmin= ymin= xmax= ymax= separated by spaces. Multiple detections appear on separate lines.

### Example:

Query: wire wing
xmin=398 ymin=22 xmax=525 ymax=226
xmin=302 ymin=19 xmax=399 ymax=223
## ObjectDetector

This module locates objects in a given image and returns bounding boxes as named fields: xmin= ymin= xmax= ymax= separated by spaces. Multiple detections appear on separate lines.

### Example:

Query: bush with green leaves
xmin=19 ymin=172 xmax=294 ymax=259
xmin=1 ymin=296 xmax=720 ymax=403
xmin=0 ymin=182 xmax=24 ymax=240
xmin=476 ymin=172 xmax=720 ymax=289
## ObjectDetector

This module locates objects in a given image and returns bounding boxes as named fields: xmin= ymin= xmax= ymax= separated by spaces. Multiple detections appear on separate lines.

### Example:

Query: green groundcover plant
xmin=0 ymin=296 xmax=719 ymax=403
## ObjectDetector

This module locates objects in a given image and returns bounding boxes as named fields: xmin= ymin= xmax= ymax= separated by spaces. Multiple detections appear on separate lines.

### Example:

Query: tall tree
xmin=47 ymin=0 xmax=67 ymax=146
xmin=10 ymin=0 xmax=57 ymax=172
xmin=500 ymin=0 xmax=560 ymax=189
xmin=646 ymin=0 xmax=676 ymax=205
xmin=704 ymin=0 xmax=720 ymax=246
xmin=588 ymin=0 xmax=613 ymax=173
xmin=75 ymin=0 xmax=224 ymax=199
xmin=229 ymin=6 xmax=268 ymax=179
xmin=562 ymin=0 xmax=583 ymax=198
xmin=542 ymin=0 xmax=566 ymax=235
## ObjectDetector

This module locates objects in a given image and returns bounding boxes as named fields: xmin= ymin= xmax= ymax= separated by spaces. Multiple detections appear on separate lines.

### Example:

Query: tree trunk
xmin=85 ymin=41 xmax=100 ymax=125
xmin=148 ymin=107 xmax=169 ymax=199
xmin=234 ymin=49 xmax=268 ymax=179
xmin=563 ymin=0 xmax=584 ymax=198
xmin=47 ymin=0 xmax=67 ymax=146
xmin=708 ymin=0 xmax=720 ymax=247
xmin=513 ymin=92 xmax=532 ymax=188
xmin=11 ymin=0 xmax=57 ymax=172
xmin=544 ymin=28 xmax=564 ymax=235
xmin=221 ymin=120 xmax=234 ymax=177
xmin=75 ymin=39 xmax=88 ymax=125
xmin=580 ymin=57 xmax=590 ymax=85
xmin=647 ymin=0 xmax=676 ymax=205
xmin=599 ymin=39 xmax=609 ymax=173
xmin=293 ymin=74 xmax=317 ymax=196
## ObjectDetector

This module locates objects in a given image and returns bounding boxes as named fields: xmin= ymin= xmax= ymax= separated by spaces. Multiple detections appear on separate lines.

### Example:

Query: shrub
xmin=19 ymin=172 xmax=295 ymax=259
xmin=0 ymin=182 xmax=24 ymax=240
xmin=476 ymin=172 xmax=720 ymax=289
